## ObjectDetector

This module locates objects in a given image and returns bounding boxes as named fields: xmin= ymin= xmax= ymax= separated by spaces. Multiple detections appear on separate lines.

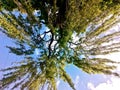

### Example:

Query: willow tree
xmin=0 ymin=0 xmax=120 ymax=90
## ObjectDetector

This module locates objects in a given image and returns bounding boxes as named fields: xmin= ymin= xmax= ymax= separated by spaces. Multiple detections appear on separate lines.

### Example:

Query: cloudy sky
xmin=87 ymin=52 xmax=120 ymax=90
xmin=0 ymin=27 xmax=120 ymax=90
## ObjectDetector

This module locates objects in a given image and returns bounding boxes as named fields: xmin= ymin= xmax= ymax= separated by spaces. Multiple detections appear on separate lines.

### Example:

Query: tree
xmin=0 ymin=0 xmax=120 ymax=90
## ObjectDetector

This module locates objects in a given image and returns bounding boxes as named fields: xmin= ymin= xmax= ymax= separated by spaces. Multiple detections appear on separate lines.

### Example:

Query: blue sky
xmin=1 ymin=31 xmax=120 ymax=90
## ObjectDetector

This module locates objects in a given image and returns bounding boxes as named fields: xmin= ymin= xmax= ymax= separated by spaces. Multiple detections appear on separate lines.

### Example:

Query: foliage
xmin=0 ymin=0 xmax=120 ymax=90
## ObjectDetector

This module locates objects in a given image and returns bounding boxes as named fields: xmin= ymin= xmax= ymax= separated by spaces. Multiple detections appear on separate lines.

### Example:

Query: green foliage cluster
xmin=0 ymin=0 xmax=120 ymax=90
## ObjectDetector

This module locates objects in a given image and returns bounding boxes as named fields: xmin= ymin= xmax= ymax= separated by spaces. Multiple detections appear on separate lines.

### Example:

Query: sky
xmin=87 ymin=52 xmax=120 ymax=90
xmin=1 ymin=28 xmax=120 ymax=90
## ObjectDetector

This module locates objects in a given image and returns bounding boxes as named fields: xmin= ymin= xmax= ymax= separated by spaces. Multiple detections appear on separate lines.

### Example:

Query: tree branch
xmin=48 ymin=30 xmax=54 ymax=58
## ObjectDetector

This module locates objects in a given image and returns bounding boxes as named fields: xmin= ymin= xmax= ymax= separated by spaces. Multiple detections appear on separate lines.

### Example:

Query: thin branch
xmin=48 ymin=30 xmax=54 ymax=58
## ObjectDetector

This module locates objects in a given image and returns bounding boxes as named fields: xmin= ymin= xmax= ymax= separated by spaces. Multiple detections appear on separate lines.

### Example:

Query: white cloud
xmin=51 ymin=41 xmax=57 ymax=50
xmin=72 ymin=33 xmax=80 ymax=43
xmin=74 ymin=75 xmax=80 ymax=88
xmin=88 ymin=77 xmax=120 ymax=90
xmin=88 ymin=52 xmax=120 ymax=90
xmin=105 ymin=52 xmax=120 ymax=62
xmin=56 ymin=80 xmax=60 ymax=88
xmin=87 ymin=82 xmax=95 ymax=90
xmin=71 ymin=32 xmax=80 ymax=48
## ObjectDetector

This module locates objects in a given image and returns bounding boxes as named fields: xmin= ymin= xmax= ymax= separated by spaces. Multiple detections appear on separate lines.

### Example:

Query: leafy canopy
xmin=0 ymin=0 xmax=120 ymax=90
